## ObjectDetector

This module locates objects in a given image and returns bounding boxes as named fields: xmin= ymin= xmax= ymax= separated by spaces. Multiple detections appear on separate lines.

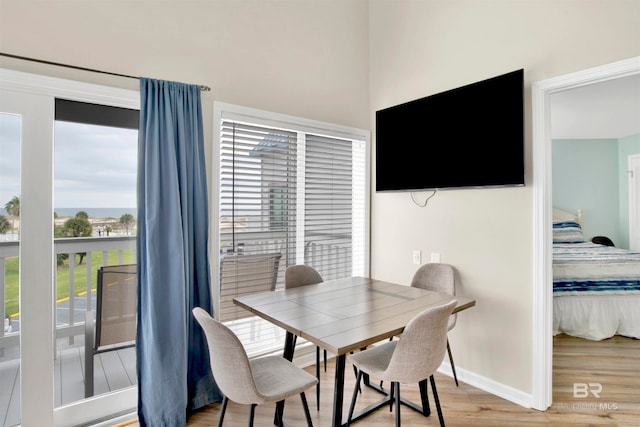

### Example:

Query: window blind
xmin=305 ymin=134 xmax=354 ymax=280
xmin=218 ymin=111 xmax=367 ymax=357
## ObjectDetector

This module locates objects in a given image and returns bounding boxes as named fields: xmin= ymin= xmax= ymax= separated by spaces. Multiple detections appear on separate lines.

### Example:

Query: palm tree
xmin=0 ymin=215 xmax=10 ymax=234
xmin=4 ymin=195 xmax=20 ymax=235
xmin=120 ymin=213 xmax=135 ymax=235
xmin=63 ymin=215 xmax=93 ymax=264
xmin=75 ymin=211 xmax=89 ymax=220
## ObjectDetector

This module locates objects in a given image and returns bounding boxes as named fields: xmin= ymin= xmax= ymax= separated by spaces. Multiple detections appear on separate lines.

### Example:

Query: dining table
xmin=233 ymin=275 xmax=476 ymax=427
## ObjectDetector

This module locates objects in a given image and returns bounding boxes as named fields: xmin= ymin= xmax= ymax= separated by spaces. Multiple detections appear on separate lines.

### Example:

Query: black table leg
xmin=274 ymin=332 xmax=297 ymax=425
xmin=333 ymin=353 xmax=346 ymax=427
xmin=282 ymin=331 xmax=296 ymax=361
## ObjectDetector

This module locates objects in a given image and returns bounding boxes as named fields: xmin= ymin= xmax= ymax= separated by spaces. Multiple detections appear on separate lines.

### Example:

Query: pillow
xmin=552 ymin=220 xmax=584 ymax=243
xmin=552 ymin=208 xmax=578 ymax=223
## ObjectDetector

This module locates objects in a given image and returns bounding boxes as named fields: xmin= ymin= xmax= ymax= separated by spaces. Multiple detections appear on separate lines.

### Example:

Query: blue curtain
xmin=137 ymin=78 xmax=221 ymax=426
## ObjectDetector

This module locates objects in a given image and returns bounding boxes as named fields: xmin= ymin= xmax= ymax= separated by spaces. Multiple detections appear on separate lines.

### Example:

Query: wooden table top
xmin=233 ymin=276 xmax=475 ymax=355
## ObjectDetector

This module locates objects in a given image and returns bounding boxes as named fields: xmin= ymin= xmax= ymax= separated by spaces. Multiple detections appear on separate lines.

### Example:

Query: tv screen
xmin=376 ymin=69 xmax=524 ymax=192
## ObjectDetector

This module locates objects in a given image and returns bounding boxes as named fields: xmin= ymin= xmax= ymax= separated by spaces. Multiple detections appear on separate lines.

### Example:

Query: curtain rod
xmin=0 ymin=52 xmax=211 ymax=92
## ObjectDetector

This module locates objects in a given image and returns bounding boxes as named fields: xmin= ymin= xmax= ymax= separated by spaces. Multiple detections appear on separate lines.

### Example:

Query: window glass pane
xmin=53 ymin=114 xmax=137 ymax=405
xmin=0 ymin=112 xmax=21 ymax=427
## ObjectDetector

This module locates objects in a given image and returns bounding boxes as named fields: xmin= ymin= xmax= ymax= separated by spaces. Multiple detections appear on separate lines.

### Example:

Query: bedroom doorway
xmin=629 ymin=154 xmax=640 ymax=250
xmin=532 ymin=55 xmax=640 ymax=411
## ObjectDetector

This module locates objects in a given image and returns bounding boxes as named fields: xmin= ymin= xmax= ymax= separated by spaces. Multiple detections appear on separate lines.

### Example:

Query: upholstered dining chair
xmin=284 ymin=264 xmax=326 ymax=410
xmin=346 ymin=300 xmax=456 ymax=427
xmin=192 ymin=307 xmax=317 ymax=427
xmin=411 ymin=263 xmax=459 ymax=387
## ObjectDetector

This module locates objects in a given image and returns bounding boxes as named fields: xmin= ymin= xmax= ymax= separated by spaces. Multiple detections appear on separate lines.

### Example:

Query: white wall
xmin=369 ymin=0 xmax=640 ymax=401
xmin=553 ymin=138 xmax=622 ymax=246
xmin=0 ymin=0 xmax=371 ymax=167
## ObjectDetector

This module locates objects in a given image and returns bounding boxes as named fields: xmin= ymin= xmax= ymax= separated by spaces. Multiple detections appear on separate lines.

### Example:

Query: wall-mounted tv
xmin=376 ymin=69 xmax=525 ymax=192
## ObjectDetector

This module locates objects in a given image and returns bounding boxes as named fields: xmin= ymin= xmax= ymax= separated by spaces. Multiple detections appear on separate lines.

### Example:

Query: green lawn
xmin=3 ymin=249 xmax=135 ymax=317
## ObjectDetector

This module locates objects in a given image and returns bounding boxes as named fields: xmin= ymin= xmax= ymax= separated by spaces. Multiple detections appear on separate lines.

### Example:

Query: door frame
xmin=629 ymin=153 xmax=640 ymax=250
xmin=531 ymin=56 xmax=640 ymax=410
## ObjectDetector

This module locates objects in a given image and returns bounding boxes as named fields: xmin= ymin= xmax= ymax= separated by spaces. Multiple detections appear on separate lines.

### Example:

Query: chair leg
xmin=323 ymin=349 xmax=327 ymax=371
xmin=274 ymin=400 xmax=285 ymax=427
xmin=248 ymin=403 xmax=257 ymax=427
xmin=446 ymin=339 xmax=459 ymax=387
xmin=300 ymin=392 xmax=314 ymax=427
xmin=217 ymin=396 xmax=228 ymax=427
xmin=418 ymin=378 xmax=431 ymax=416
xmin=394 ymin=382 xmax=401 ymax=427
xmin=389 ymin=382 xmax=395 ymax=412
xmin=316 ymin=346 xmax=321 ymax=410
xmin=347 ymin=370 xmax=363 ymax=426
xmin=350 ymin=351 xmax=358 ymax=378
xmin=350 ymin=351 xmax=361 ymax=394
xmin=429 ymin=375 xmax=445 ymax=427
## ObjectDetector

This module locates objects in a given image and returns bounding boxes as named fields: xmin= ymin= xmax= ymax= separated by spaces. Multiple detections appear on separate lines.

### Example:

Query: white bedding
xmin=553 ymin=294 xmax=640 ymax=340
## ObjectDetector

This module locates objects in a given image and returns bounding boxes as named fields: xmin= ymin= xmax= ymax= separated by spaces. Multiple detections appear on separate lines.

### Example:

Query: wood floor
xmin=181 ymin=334 xmax=639 ymax=427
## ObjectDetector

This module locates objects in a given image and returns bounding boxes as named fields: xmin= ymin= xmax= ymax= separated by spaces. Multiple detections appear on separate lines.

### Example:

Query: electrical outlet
xmin=430 ymin=252 xmax=441 ymax=263
xmin=412 ymin=250 xmax=422 ymax=265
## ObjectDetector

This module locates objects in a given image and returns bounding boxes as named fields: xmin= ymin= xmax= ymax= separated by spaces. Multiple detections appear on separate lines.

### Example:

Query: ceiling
xmin=550 ymin=73 xmax=640 ymax=140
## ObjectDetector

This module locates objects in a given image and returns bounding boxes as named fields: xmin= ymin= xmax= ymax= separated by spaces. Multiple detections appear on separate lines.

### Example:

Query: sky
xmin=0 ymin=114 xmax=137 ymax=213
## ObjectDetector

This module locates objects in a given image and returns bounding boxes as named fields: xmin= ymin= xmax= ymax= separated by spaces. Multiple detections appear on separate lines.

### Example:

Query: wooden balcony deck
xmin=0 ymin=336 xmax=136 ymax=427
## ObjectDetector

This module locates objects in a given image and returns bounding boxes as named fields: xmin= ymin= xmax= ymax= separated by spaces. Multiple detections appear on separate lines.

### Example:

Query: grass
xmin=3 ymin=249 xmax=135 ymax=317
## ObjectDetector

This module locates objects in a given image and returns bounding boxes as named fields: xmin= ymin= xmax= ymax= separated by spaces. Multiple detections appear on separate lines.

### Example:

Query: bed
xmin=552 ymin=208 xmax=640 ymax=340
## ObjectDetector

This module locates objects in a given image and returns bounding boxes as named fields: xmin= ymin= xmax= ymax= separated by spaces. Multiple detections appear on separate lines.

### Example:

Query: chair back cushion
xmin=192 ymin=307 xmax=262 ymax=404
xmin=385 ymin=300 xmax=456 ymax=383
xmin=219 ymin=253 xmax=282 ymax=322
xmin=411 ymin=263 xmax=456 ymax=330
xmin=95 ymin=264 xmax=137 ymax=349
xmin=284 ymin=264 xmax=323 ymax=289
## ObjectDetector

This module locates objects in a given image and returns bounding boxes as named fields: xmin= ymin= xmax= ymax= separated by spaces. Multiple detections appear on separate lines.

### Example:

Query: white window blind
xmin=216 ymin=105 xmax=369 ymax=357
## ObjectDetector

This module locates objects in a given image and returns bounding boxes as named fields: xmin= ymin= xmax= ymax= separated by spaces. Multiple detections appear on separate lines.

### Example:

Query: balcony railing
xmin=0 ymin=236 xmax=136 ymax=352
xmin=0 ymin=236 xmax=138 ymax=425
xmin=2 ymin=232 xmax=351 ymax=354
xmin=219 ymin=230 xmax=353 ymax=283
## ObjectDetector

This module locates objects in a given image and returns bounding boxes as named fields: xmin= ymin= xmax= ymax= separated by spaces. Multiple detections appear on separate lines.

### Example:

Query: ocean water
xmin=54 ymin=207 xmax=137 ymax=219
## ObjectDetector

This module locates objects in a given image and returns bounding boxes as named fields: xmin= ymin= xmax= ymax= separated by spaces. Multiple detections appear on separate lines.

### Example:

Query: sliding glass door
xmin=0 ymin=69 xmax=139 ymax=427
xmin=214 ymin=102 xmax=370 ymax=357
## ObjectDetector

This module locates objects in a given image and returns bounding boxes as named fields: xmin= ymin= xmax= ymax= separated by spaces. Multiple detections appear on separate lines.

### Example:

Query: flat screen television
xmin=376 ymin=69 xmax=524 ymax=192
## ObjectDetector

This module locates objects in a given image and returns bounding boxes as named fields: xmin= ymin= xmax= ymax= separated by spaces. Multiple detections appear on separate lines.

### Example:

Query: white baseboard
xmin=437 ymin=362 xmax=534 ymax=409
xmin=295 ymin=348 xmax=534 ymax=411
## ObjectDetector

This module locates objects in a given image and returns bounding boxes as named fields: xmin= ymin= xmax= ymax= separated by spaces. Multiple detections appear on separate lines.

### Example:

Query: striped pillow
xmin=553 ymin=220 xmax=584 ymax=243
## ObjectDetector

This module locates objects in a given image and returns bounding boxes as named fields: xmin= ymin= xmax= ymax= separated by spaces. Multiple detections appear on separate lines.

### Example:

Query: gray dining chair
xmin=411 ymin=263 xmax=459 ymax=386
xmin=346 ymin=300 xmax=456 ymax=427
xmin=284 ymin=264 xmax=326 ymax=410
xmin=192 ymin=307 xmax=318 ymax=427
